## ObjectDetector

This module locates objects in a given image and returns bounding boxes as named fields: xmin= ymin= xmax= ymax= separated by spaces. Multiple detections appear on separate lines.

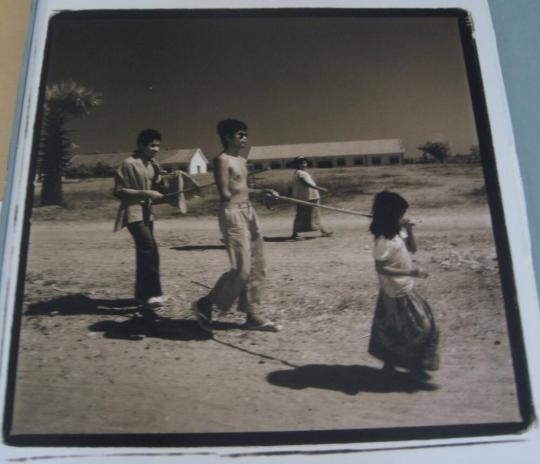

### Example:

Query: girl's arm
xmin=375 ymin=260 xmax=427 ymax=278
xmin=401 ymin=220 xmax=417 ymax=253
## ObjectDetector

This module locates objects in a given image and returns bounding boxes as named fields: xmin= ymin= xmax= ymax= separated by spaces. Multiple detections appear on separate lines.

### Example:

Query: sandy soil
xmin=9 ymin=206 xmax=521 ymax=436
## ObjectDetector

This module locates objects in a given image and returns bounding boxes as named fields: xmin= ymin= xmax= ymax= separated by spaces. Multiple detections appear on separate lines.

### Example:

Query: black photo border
xmin=1 ymin=6 xmax=533 ymax=450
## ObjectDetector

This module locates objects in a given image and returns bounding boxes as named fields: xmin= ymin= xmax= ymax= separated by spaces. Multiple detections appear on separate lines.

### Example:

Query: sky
xmin=44 ymin=11 xmax=479 ymax=159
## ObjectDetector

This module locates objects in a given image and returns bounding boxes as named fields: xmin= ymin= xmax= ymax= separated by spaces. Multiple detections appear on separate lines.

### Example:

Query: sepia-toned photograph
xmin=3 ymin=7 xmax=530 ymax=446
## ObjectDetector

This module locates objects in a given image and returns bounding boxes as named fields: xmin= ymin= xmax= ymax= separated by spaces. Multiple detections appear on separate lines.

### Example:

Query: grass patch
xmin=29 ymin=164 xmax=488 ymax=222
xmin=469 ymin=184 xmax=487 ymax=197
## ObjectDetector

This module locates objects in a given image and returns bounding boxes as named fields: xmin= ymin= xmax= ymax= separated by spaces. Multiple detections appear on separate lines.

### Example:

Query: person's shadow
xmin=263 ymin=236 xmax=317 ymax=242
xmin=89 ymin=316 xmax=214 ymax=341
xmin=267 ymin=364 xmax=438 ymax=395
xmin=25 ymin=294 xmax=140 ymax=317
xmin=171 ymin=245 xmax=225 ymax=251
xmin=24 ymin=293 xmax=217 ymax=341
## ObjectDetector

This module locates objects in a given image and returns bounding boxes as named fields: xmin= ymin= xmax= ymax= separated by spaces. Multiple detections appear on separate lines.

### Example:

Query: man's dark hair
xmin=136 ymin=129 xmax=162 ymax=148
xmin=369 ymin=190 xmax=409 ymax=239
xmin=216 ymin=119 xmax=247 ymax=149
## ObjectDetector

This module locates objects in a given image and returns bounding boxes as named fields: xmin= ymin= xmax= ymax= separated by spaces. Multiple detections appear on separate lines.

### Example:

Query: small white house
xmin=156 ymin=148 xmax=208 ymax=174
xmin=247 ymin=139 xmax=405 ymax=170
xmin=70 ymin=148 xmax=209 ymax=175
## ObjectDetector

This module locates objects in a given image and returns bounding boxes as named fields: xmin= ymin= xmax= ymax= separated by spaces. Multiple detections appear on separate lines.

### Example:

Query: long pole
xmin=276 ymin=195 xmax=373 ymax=218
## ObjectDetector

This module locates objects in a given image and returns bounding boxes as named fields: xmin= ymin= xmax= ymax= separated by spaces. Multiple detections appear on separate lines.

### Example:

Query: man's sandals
xmin=241 ymin=320 xmax=281 ymax=332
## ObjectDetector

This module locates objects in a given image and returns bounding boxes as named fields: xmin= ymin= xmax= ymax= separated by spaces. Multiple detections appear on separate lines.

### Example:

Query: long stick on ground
xmin=191 ymin=280 xmax=212 ymax=290
xmin=277 ymin=195 xmax=373 ymax=218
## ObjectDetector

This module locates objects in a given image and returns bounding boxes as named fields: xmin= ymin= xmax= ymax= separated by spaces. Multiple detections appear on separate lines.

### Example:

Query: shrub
xmin=64 ymin=163 xmax=115 ymax=179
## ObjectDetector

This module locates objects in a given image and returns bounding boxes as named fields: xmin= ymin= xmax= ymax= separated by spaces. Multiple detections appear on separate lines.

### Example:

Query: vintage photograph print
xmin=3 ymin=8 xmax=532 ymax=446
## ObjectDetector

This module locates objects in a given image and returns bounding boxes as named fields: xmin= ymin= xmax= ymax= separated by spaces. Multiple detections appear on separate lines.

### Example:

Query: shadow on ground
xmin=170 ymin=238 xmax=318 ymax=247
xmin=25 ymin=294 xmax=139 ymax=317
xmin=171 ymin=245 xmax=225 ymax=251
xmin=263 ymin=236 xmax=317 ymax=242
xmin=89 ymin=316 xmax=215 ymax=341
xmin=267 ymin=364 xmax=438 ymax=395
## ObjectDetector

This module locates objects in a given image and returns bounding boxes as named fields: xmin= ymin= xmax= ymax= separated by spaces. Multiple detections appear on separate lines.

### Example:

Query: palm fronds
xmin=44 ymin=81 xmax=102 ymax=120
xmin=38 ymin=81 xmax=101 ymax=205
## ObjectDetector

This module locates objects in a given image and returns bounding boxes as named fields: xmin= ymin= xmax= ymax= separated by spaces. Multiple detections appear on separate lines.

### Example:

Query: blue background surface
xmin=489 ymin=1 xmax=540 ymax=294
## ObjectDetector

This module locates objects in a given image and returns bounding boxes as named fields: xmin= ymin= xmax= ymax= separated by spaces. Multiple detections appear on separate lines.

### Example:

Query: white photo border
xmin=1 ymin=0 xmax=539 ymax=462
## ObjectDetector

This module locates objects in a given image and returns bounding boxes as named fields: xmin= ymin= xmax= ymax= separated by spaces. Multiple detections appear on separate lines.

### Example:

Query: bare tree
xmin=38 ymin=81 xmax=102 ymax=206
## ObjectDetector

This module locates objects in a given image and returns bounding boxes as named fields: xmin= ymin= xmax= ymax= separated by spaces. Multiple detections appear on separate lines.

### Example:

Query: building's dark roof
xmin=248 ymin=139 xmax=404 ymax=161
xmin=70 ymin=148 xmax=208 ymax=168
xmin=156 ymin=148 xmax=208 ymax=165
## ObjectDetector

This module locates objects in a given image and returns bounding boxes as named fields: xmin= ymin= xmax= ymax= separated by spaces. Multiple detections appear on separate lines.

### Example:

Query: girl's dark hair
xmin=369 ymin=190 xmax=409 ymax=239
xmin=136 ymin=129 xmax=162 ymax=148
xmin=216 ymin=119 xmax=247 ymax=149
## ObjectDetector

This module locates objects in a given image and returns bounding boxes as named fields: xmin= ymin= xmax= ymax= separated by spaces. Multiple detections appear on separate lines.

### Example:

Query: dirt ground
xmin=9 ymin=203 xmax=521 ymax=436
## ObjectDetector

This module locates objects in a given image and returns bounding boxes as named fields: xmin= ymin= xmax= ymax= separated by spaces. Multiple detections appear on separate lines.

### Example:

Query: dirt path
xmin=10 ymin=208 xmax=520 ymax=435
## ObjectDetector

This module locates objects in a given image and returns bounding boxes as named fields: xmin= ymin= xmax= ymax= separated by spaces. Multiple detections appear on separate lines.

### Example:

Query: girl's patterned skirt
xmin=368 ymin=289 xmax=439 ymax=371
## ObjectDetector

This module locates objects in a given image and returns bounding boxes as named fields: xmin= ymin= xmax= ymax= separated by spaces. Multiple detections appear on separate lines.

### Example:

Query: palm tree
xmin=38 ymin=81 xmax=102 ymax=206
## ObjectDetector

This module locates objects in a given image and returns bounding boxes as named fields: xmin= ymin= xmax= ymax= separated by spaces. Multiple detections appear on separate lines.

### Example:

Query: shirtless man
xmin=192 ymin=119 xmax=279 ymax=332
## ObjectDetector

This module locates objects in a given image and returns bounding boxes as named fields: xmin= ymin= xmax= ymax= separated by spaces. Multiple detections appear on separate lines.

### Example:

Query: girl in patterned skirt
xmin=368 ymin=191 xmax=439 ymax=381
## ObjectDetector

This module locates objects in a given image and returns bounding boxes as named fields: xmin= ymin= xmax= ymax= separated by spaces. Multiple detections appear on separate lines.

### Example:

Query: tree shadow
xmin=267 ymin=364 xmax=438 ymax=395
xmin=89 ymin=316 xmax=215 ymax=341
xmin=171 ymin=245 xmax=226 ymax=251
xmin=25 ymin=294 xmax=139 ymax=317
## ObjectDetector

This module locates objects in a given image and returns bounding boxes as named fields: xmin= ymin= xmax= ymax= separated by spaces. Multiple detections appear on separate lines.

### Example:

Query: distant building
xmin=70 ymin=148 xmax=209 ymax=175
xmin=70 ymin=152 xmax=131 ymax=171
xmin=247 ymin=139 xmax=405 ymax=170
xmin=155 ymin=148 xmax=208 ymax=174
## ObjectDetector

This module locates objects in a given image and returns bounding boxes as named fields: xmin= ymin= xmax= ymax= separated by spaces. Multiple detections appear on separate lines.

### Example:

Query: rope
xmin=161 ymin=168 xmax=269 ymax=198
xmin=161 ymin=181 xmax=210 ymax=198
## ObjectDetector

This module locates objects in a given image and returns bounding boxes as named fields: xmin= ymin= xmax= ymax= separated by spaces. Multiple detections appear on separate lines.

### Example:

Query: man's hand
xmin=145 ymin=190 xmax=164 ymax=201
xmin=411 ymin=267 xmax=428 ymax=278
xmin=263 ymin=189 xmax=280 ymax=199
xmin=261 ymin=189 xmax=279 ymax=210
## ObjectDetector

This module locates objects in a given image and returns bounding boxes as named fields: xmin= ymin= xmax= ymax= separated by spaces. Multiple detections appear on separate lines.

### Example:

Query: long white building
xmin=247 ymin=139 xmax=405 ymax=169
